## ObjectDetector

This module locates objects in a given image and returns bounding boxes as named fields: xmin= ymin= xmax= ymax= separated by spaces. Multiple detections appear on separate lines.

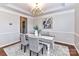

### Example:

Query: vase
xmin=35 ymin=30 xmax=38 ymax=36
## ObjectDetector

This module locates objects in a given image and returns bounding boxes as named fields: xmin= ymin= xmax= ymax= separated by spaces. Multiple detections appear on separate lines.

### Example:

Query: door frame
xmin=20 ymin=16 xmax=27 ymax=33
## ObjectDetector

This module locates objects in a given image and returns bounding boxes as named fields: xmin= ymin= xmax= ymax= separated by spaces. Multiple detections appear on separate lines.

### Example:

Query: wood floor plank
xmin=0 ymin=48 xmax=7 ymax=56
xmin=54 ymin=42 xmax=79 ymax=56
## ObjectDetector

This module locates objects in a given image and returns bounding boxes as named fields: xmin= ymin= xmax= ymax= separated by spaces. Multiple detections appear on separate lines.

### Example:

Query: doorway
xmin=20 ymin=16 xmax=27 ymax=34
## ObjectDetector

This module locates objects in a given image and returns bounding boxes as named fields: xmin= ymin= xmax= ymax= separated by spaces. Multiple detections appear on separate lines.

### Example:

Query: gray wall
xmin=34 ymin=9 xmax=75 ymax=45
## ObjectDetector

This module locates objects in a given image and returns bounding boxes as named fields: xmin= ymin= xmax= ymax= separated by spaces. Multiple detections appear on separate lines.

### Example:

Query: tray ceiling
xmin=0 ymin=3 xmax=75 ymax=17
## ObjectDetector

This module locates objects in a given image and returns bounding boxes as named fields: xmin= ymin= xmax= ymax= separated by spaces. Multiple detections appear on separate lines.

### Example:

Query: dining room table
xmin=25 ymin=33 xmax=55 ymax=56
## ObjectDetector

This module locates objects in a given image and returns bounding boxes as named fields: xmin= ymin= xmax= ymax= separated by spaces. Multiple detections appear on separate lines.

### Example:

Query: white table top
xmin=25 ymin=33 xmax=54 ymax=41
xmin=25 ymin=33 xmax=54 ymax=56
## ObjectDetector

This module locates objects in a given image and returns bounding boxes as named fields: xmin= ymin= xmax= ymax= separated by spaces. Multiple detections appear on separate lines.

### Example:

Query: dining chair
xmin=20 ymin=33 xmax=29 ymax=53
xmin=40 ymin=31 xmax=55 ymax=50
xmin=28 ymin=37 xmax=44 ymax=56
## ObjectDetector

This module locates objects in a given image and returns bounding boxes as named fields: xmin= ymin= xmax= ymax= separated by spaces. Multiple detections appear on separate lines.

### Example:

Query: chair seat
xmin=38 ymin=44 xmax=43 ymax=53
xmin=30 ymin=44 xmax=43 ymax=53
xmin=21 ymin=40 xmax=29 ymax=45
xmin=28 ymin=37 xmax=44 ymax=56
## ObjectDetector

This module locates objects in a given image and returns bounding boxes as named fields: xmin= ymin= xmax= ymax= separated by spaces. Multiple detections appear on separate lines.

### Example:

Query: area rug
xmin=4 ymin=43 xmax=70 ymax=56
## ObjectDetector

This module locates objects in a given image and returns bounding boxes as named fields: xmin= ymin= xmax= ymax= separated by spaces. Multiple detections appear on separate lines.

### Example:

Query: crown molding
xmin=0 ymin=3 xmax=75 ymax=17
xmin=2 ymin=4 xmax=33 ymax=17
xmin=0 ymin=7 xmax=33 ymax=18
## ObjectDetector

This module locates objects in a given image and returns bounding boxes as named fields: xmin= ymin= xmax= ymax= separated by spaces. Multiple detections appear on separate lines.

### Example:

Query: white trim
xmin=0 ymin=32 xmax=20 ymax=48
xmin=51 ymin=9 xmax=75 ymax=15
xmin=6 ymin=4 xmax=31 ymax=15
xmin=74 ymin=33 xmax=79 ymax=37
xmin=74 ymin=32 xmax=79 ymax=54
xmin=0 ymin=4 xmax=75 ymax=17
xmin=0 ymin=32 xmax=20 ymax=35
xmin=50 ymin=31 xmax=75 ymax=45
xmin=75 ymin=45 xmax=79 ymax=54
xmin=42 ymin=30 xmax=75 ymax=34
xmin=43 ymin=6 xmax=64 ymax=14
xmin=0 ymin=40 xmax=20 ymax=48
xmin=0 ymin=7 xmax=32 ymax=18
xmin=52 ymin=31 xmax=74 ymax=34
xmin=37 ymin=8 xmax=75 ymax=17
xmin=54 ymin=40 xmax=75 ymax=46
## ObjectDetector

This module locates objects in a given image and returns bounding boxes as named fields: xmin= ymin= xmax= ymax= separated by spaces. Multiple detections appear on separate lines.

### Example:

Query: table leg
xmin=47 ymin=44 xmax=50 ymax=56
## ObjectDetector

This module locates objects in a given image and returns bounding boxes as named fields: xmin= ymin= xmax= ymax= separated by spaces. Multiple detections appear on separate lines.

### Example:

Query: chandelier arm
xmin=31 ymin=3 xmax=42 ymax=16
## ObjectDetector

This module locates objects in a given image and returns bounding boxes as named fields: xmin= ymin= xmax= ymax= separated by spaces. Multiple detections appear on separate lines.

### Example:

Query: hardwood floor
xmin=0 ymin=48 xmax=7 ymax=56
xmin=0 ymin=41 xmax=20 ymax=56
xmin=55 ymin=42 xmax=79 ymax=56
xmin=68 ymin=45 xmax=79 ymax=56
xmin=0 ymin=42 xmax=79 ymax=56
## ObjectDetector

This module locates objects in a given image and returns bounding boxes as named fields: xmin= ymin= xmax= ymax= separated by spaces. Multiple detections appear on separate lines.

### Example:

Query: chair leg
xmin=42 ymin=48 xmax=43 ymax=54
xmin=30 ymin=50 xmax=31 ymax=56
xmin=24 ymin=45 xmax=26 ymax=53
xmin=27 ymin=44 xmax=29 ymax=47
xmin=21 ymin=44 xmax=23 ymax=50
xmin=37 ymin=53 xmax=39 ymax=56
xmin=46 ymin=45 xmax=47 ymax=50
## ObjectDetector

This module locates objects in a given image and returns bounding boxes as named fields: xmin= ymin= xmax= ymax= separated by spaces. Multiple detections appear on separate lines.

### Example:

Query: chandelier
xmin=32 ymin=3 xmax=42 ymax=16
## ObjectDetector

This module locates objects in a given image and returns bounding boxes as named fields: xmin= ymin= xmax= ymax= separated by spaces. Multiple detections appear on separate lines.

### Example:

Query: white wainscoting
xmin=0 ymin=32 xmax=20 ymax=48
xmin=53 ymin=32 xmax=75 ymax=45
xmin=41 ymin=30 xmax=75 ymax=45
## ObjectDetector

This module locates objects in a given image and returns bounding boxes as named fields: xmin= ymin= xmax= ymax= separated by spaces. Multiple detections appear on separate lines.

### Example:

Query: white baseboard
xmin=54 ymin=40 xmax=74 ymax=46
xmin=75 ymin=45 xmax=79 ymax=54
xmin=74 ymin=33 xmax=79 ymax=54
xmin=54 ymin=32 xmax=75 ymax=45
xmin=0 ymin=40 xmax=20 ymax=48
xmin=0 ymin=32 xmax=20 ymax=48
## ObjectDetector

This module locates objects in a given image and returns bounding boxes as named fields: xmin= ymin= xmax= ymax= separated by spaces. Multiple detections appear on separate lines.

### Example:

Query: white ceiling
xmin=0 ymin=3 xmax=75 ymax=17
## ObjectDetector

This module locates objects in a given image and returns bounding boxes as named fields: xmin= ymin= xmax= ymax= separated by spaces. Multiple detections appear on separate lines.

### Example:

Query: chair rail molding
xmin=0 ymin=32 xmax=20 ymax=48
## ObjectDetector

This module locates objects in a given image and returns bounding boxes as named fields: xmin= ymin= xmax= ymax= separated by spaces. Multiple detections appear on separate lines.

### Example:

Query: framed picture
xmin=43 ymin=17 xmax=53 ymax=29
